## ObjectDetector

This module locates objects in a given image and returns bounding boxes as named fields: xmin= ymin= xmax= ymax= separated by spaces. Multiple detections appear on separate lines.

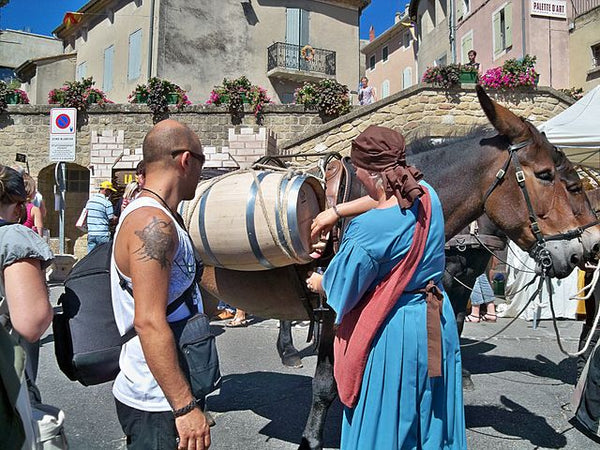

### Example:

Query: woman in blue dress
xmin=306 ymin=126 xmax=466 ymax=449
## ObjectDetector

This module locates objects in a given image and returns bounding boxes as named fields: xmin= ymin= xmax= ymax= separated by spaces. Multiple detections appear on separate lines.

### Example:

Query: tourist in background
xmin=85 ymin=181 xmax=117 ymax=252
xmin=0 ymin=165 xmax=54 ymax=448
xmin=358 ymin=77 xmax=376 ymax=105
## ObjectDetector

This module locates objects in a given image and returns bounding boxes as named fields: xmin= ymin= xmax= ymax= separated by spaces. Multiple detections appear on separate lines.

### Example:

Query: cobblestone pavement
xmin=38 ymin=285 xmax=599 ymax=449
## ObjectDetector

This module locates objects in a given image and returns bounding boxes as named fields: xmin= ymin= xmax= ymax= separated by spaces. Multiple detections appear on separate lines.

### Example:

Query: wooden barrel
xmin=181 ymin=170 xmax=325 ymax=271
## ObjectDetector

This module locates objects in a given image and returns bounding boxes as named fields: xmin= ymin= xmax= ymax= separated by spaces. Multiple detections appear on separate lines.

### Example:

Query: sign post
xmin=50 ymin=108 xmax=77 ymax=254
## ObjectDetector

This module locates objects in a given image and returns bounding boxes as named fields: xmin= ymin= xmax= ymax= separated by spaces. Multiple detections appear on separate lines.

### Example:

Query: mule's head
xmin=554 ymin=149 xmax=600 ymax=262
xmin=476 ymin=85 xmax=585 ymax=278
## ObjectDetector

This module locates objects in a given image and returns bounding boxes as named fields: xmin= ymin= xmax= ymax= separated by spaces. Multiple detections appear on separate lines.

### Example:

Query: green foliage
xmin=0 ymin=81 xmax=9 ymax=113
xmin=502 ymin=55 xmax=537 ymax=75
xmin=207 ymin=76 xmax=271 ymax=122
xmin=559 ymin=86 xmax=584 ymax=101
xmin=294 ymin=79 xmax=351 ymax=118
xmin=128 ymin=77 xmax=191 ymax=121
xmin=48 ymin=77 xmax=111 ymax=110
xmin=422 ymin=64 xmax=462 ymax=88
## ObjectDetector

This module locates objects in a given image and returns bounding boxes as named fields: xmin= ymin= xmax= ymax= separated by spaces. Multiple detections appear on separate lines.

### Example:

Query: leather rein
xmin=481 ymin=139 xmax=600 ymax=269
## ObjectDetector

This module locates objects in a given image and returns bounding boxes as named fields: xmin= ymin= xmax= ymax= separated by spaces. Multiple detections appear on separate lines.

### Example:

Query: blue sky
xmin=0 ymin=0 xmax=407 ymax=40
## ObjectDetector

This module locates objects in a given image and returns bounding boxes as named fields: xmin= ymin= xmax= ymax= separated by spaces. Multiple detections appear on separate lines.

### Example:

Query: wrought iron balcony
xmin=267 ymin=42 xmax=336 ymax=81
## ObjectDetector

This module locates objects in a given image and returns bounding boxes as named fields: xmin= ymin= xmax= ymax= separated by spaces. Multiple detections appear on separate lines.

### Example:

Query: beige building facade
xmin=361 ymin=9 xmax=418 ymax=99
xmin=569 ymin=3 xmax=600 ymax=92
xmin=49 ymin=0 xmax=369 ymax=104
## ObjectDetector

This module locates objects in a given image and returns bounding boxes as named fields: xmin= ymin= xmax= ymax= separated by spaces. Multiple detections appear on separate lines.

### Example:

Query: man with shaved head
xmin=111 ymin=120 xmax=210 ymax=449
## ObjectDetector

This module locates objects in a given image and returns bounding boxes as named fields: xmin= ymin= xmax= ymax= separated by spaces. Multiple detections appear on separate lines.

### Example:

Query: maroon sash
xmin=333 ymin=187 xmax=441 ymax=408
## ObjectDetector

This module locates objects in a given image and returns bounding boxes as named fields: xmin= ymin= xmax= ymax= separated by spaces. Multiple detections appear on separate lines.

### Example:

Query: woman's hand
xmin=306 ymin=271 xmax=324 ymax=295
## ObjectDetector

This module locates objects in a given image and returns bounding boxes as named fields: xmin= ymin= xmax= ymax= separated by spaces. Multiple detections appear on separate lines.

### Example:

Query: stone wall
xmin=0 ymin=84 xmax=573 ymax=258
xmin=281 ymin=84 xmax=574 ymax=156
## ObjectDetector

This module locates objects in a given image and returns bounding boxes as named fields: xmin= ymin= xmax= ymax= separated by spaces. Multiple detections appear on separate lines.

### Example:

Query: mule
xmin=196 ymin=86 xmax=600 ymax=449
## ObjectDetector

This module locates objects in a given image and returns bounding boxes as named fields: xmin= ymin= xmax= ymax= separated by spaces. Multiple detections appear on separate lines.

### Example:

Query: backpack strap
xmin=117 ymin=264 xmax=199 ymax=345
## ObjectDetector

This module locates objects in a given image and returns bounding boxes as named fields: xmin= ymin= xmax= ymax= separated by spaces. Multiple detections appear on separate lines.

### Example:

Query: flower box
xmin=167 ymin=93 xmax=180 ymax=104
xmin=86 ymin=92 xmax=100 ymax=104
xmin=459 ymin=71 xmax=478 ymax=84
xmin=135 ymin=92 xmax=148 ymax=103
xmin=5 ymin=92 xmax=20 ymax=104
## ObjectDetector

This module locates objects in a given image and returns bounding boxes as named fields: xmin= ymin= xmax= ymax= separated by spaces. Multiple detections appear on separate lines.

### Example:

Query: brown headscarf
xmin=351 ymin=125 xmax=424 ymax=209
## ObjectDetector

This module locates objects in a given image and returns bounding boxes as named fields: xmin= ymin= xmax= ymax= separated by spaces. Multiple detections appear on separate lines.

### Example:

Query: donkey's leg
xmin=277 ymin=320 xmax=303 ymax=368
xmin=299 ymin=312 xmax=337 ymax=450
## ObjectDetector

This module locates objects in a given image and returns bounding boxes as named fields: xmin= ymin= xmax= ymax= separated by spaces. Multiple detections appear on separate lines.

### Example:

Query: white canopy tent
xmin=539 ymin=85 xmax=600 ymax=170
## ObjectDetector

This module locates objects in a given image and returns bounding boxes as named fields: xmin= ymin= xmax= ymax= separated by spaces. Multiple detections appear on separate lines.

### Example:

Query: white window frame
xmin=592 ymin=42 xmax=600 ymax=67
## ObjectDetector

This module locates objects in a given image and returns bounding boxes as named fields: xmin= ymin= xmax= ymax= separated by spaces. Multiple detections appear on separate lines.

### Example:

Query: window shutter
xmin=457 ymin=0 xmax=464 ymax=20
xmin=461 ymin=34 xmax=473 ymax=63
xmin=505 ymin=3 xmax=513 ymax=49
xmin=128 ymin=29 xmax=142 ymax=80
xmin=286 ymin=8 xmax=300 ymax=45
xmin=493 ymin=11 xmax=502 ymax=54
xmin=381 ymin=80 xmax=390 ymax=98
xmin=300 ymin=9 xmax=309 ymax=46
xmin=77 ymin=62 xmax=87 ymax=80
xmin=103 ymin=45 xmax=114 ymax=92
xmin=403 ymin=67 xmax=413 ymax=89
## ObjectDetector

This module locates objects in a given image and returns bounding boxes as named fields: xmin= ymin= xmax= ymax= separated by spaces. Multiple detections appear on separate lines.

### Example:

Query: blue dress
xmin=322 ymin=182 xmax=466 ymax=449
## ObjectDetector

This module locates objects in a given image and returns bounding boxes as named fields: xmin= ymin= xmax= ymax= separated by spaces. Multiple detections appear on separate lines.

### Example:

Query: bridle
xmin=482 ymin=139 xmax=600 ymax=269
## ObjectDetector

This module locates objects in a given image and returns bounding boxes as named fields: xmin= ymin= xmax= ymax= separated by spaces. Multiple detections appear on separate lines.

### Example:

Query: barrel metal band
xmin=247 ymin=172 xmax=275 ymax=269
xmin=198 ymin=186 xmax=223 ymax=267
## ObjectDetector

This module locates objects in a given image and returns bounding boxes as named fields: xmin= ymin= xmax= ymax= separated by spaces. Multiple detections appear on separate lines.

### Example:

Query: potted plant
xmin=206 ymin=76 xmax=271 ymax=122
xmin=294 ymin=79 xmax=351 ymax=119
xmin=294 ymin=82 xmax=319 ymax=108
xmin=48 ymin=77 xmax=112 ymax=110
xmin=479 ymin=55 xmax=539 ymax=90
xmin=422 ymin=64 xmax=461 ymax=88
xmin=128 ymin=77 xmax=191 ymax=117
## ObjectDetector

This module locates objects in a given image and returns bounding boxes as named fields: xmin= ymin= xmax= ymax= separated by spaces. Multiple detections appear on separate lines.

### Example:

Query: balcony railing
xmin=267 ymin=42 xmax=336 ymax=77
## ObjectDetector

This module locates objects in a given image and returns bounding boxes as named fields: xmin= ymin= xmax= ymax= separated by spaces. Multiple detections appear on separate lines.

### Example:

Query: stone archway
xmin=38 ymin=163 xmax=90 ymax=254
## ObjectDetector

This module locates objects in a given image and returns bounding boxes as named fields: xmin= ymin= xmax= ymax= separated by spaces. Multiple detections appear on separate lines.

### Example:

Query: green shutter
xmin=505 ymin=3 xmax=513 ymax=49
xmin=493 ymin=11 xmax=502 ymax=54
xmin=457 ymin=0 xmax=464 ymax=21
xmin=461 ymin=34 xmax=473 ymax=63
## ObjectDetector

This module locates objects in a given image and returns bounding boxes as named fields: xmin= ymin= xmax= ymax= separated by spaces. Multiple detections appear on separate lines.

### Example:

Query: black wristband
xmin=173 ymin=399 xmax=198 ymax=418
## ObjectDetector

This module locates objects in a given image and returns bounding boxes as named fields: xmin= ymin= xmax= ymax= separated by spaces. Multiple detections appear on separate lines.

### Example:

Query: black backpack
xmin=53 ymin=241 xmax=123 ymax=385
xmin=53 ymin=241 xmax=204 ymax=386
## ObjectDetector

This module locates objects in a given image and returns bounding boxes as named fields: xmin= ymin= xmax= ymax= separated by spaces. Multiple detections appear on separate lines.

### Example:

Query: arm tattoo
xmin=134 ymin=217 xmax=176 ymax=269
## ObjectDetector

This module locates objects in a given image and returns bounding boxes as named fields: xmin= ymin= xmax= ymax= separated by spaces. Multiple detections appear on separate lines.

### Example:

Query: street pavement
xmin=37 ymin=285 xmax=600 ymax=449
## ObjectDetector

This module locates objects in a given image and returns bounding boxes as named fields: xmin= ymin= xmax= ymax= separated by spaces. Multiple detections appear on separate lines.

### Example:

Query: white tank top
xmin=111 ymin=197 xmax=203 ymax=411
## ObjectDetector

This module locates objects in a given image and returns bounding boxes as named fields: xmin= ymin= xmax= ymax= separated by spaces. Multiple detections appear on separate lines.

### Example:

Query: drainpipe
xmin=521 ymin=0 xmax=527 ymax=56
xmin=147 ymin=0 xmax=156 ymax=78
xmin=449 ymin=0 xmax=457 ymax=63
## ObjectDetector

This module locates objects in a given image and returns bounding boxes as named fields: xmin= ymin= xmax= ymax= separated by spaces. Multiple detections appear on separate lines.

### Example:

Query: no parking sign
xmin=50 ymin=108 xmax=77 ymax=162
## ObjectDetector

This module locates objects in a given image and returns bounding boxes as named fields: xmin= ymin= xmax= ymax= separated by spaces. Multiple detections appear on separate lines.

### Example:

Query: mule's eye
xmin=535 ymin=170 xmax=554 ymax=182
xmin=567 ymin=182 xmax=583 ymax=194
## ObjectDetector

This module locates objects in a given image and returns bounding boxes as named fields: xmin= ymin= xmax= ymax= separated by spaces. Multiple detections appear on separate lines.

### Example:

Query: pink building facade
xmin=455 ymin=0 xmax=572 ymax=88
xmin=361 ymin=11 xmax=418 ymax=100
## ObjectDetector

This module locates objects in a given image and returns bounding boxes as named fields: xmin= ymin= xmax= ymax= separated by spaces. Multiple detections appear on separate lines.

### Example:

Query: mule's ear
xmin=476 ymin=85 xmax=528 ymax=142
